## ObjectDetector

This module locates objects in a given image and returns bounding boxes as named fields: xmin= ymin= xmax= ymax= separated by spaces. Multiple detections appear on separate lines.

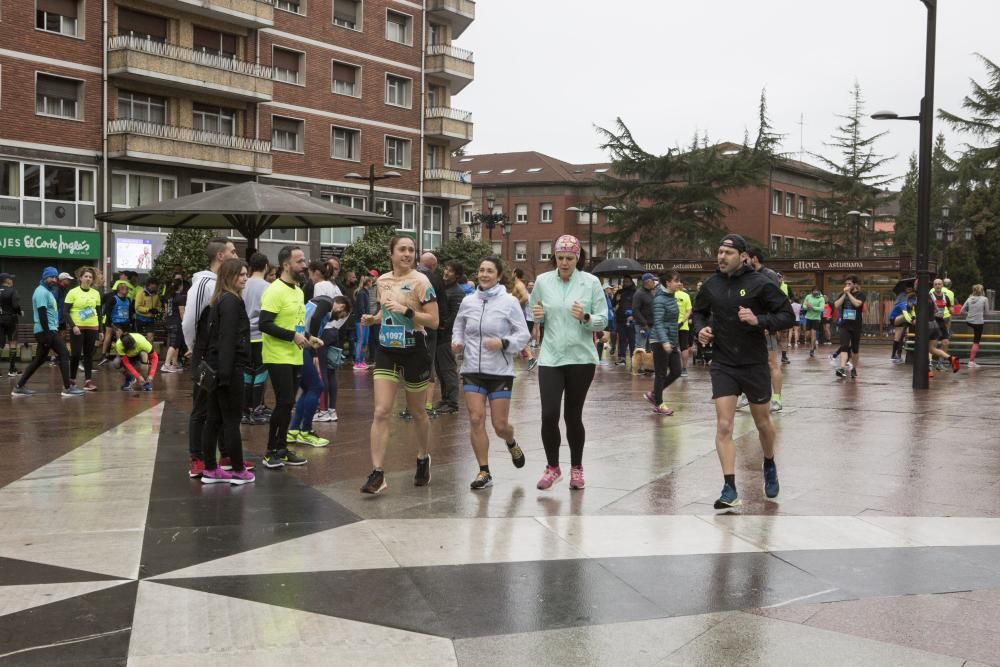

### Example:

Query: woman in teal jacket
xmin=529 ymin=235 xmax=607 ymax=491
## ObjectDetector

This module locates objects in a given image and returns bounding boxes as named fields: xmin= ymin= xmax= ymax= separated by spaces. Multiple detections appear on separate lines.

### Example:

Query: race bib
xmin=934 ymin=306 xmax=944 ymax=318
xmin=842 ymin=307 xmax=857 ymax=321
xmin=379 ymin=324 xmax=406 ymax=348
xmin=78 ymin=306 xmax=96 ymax=320
xmin=294 ymin=323 xmax=306 ymax=335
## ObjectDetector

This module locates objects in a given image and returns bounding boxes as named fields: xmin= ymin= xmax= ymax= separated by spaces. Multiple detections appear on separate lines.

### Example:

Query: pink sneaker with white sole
xmin=569 ymin=465 xmax=585 ymax=490
xmin=536 ymin=465 xmax=562 ymax=490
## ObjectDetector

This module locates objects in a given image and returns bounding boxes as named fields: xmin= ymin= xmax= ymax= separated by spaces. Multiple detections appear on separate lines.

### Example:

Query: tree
xmin=339 ymin=225 xmax=397 ymax=278
xmin=595 ymin=90 xmax=781 ymax=257
xmin=942 ymin=242 xmax=981 ymax=301
xmin=893 ymin=134 xmax=956 ymax=257
xmin=808 ymin=83 xmax=896 ymax=256
xmin=433 ymin=236 xmax=494 ymax=279
xmin=150 ymin=229 xmax=214 ymax=284
xmin=893 ymin=154 xmax=919 ymax=255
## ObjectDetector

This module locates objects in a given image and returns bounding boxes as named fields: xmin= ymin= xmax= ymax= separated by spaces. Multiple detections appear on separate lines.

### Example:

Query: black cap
xmin=0 ymin=272 xmax=14 ymax=281
xmin=719 ymin=234 xmax=747 ymax=252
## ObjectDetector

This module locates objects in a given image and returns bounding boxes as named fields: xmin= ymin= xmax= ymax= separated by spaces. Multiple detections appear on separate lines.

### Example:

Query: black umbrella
xmin=892 ymin=277 xmax=918 ymax=294
xmin=590 ymin=257 xmax=645 ymax=276
xmin=95 ymin=181 xmax=393 ymax=259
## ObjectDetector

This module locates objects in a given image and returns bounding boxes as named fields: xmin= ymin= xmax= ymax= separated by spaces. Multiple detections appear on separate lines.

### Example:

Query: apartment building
xmin=0 ymin=0 xmax=474 ymax=280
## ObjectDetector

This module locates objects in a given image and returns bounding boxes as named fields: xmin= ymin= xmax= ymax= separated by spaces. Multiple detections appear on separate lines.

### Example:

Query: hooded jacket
xmin=453 ymin=283 xmax=530 ymax=377
xmin=651 ymin=286 xmax=680 ymax=346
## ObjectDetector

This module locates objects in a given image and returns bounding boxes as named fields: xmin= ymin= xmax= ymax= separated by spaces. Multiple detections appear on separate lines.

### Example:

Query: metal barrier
xmin=108 ymin=35 xmax=273 ymax=79
xmin=108 ymin=119 xmax=272 ymax=153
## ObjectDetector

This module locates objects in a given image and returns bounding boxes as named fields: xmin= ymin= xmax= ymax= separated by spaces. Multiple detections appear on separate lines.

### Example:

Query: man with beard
xmin=433 ymin=260 xmax=467 ymax=414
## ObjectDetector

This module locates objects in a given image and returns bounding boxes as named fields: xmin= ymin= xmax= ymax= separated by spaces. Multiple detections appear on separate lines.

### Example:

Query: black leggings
xmin=322 ymin=328 xmax=339 ymax=411
xmin=968 ymin=322 xmax=984 ymax=344
xmin=70 ymin=329 xmax=99 ymax=381
xmin=652 ymin=345 xmax=682 ymax=404
xmin=266 ymin=363 xmax=301 ymax=452
xmin=202 ymin=376 xmax=246 ymax=471
xmin=538 ymin=364 xmax=596 ymax=468
xmin=18 ymin=332 xmax=70 ymax=389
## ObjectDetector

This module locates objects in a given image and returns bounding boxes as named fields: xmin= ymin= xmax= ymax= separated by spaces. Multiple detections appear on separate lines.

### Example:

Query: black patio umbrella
xmin=95 ymin=181 xmax=394 ymax=259
xmin=892 ymin=277 xmax=917 ymax=294
xmin=590 ymin=257 xmax=645 ymax=276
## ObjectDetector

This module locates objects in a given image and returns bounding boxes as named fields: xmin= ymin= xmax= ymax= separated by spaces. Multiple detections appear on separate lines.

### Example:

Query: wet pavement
xmin=1 ymin=342 xmax=998 ymax=664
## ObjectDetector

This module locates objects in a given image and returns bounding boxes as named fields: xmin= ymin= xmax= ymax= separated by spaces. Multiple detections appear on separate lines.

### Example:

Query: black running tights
xmin=652 ymin=345 xmax=682 ymax=405
xmin=266 ymin=363 xmax=301 ymax=452
xmin=538 ymin=363 xmax=596 ymax=468
xmin=70 ymin=329 xmax=99 ymax=381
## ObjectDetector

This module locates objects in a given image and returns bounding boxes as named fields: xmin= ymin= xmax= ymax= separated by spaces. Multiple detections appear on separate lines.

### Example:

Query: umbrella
xmin=590 ymin=257 xmax=645 ymax=276
xmin=892 ymin=277 xmax=917 ymax=295
xmin=95 ymin=182 xmax=394 ymax=258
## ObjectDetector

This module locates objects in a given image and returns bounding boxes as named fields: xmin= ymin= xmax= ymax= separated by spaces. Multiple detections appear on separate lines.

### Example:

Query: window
xmin=117 ymin=8 xmax=167 ymax=42
xmin=190 ymin=181 xmax=229 ymax=194
xmin=491 ymin=241 xmax=502 ymax=256
xmin=333 ymin=0 xmax=361 ymax=29
xmin=384 ymin=136 xmax=410 ymax=168
xmin=376 ymin=199 xmax=416 ymax=231
xmin=109 ymin=171 xmax=175 ymax=232
xmin=272 ymin=47 xmax=303 ymax=84
xmin=36 ymin=74 xmax=81 ymax=119
xmin=275 ymin=0 xmax=302 ymax=14
xmin=810 ymin=201 xmax=818 ymax=218
xmin=427 ymin=22 xmax=443 ymax=45
xmin=515 ymin=203 xmax=528 ymax=224
xmin=331 ymin=126 xmax=360 ymax=161
xmin=514 ymin=241 xmax=527 ymax=261
xmin=37 ymin=0 xmax=79 ymax=37
xmin=385 ymin=10 xmax=412 ymax=45
xmin=577 ymin=210 xmax=593 ymax=225
xmin=117 ymin=91 xmax=166 ymax=124
xmin=606 ymin=245 xmax=626 ymax=259
xmin=772 ymin=189 xmax=782 ymax=215
xmin=193 ymin=104 xmax=235 ymax=135
xmin=461 ymin=205 xmax=473 ymax=224
xmin=272 ymin=116 xmax=303 ymax=152
xmin=332 ymin=61 xmax=360 ymax=97
xmin=539 ymin=241 xmax=552 ymax=261
xmin=783 ymin=236 xmax=794 ymax=255
xmin=798 ymin=196 xmax=806 ymax=219
xmin=770 ymin=234 xmax=780 ymax=255
xmin=785 ymin=193 xmax=794 ymax=217
xmin=320 ymin=194 xmax=366 ymax=244
xmin=193 ymin=26 xmax=238 ymax=58
xmin=385 ymin=74 xmax=411 ymax=107
xmin=540 ymin=203 xmax=553 ymax=223
xmin=425 ymin=144 xmax=444 ymax=169
xmin=423 ymin=205 xmax=443 ymax=250
xmin=0 ymin=161 xmax=96 ymax=228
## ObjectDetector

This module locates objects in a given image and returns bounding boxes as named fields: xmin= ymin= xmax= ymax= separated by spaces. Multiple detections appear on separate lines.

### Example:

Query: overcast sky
xmin=454 ymin=0 xmax=999 ymax=183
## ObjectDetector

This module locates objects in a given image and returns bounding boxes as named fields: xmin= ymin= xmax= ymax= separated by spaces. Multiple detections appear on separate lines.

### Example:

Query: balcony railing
xmin=426 ymin=44 xmax=474 ymax=62
xmin=425 ymin=168 xmax=470 ymax=183
xmin=108 ymin=35 xmax=272 ymax=79
xmin=108 ymin=119 xmax=271 ymax=153
xmin=425 ymin=106 xmax=472 ymax=122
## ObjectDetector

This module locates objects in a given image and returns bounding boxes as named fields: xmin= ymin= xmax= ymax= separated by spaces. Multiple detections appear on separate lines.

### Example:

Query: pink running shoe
xmin=569 ymin=465 xmax=585 ymax=490
xmin=200 ymin=467 xmax=233 ymax=484
xmin=229 ymin=469 xmax=256 ymax=485
xmin=642 ymin=391 xmax=657 ymax=407
xmin=536 ymin=465 xmax=562 ymax=490
xmin=652 ymin=404 xmax=674 ymax=416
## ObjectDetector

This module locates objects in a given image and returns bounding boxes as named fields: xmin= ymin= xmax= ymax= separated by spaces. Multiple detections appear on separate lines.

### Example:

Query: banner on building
xmin=0 ymin=228 xmax=100 ymax=259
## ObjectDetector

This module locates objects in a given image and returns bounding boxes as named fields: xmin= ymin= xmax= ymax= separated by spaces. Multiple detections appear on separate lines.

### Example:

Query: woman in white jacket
xmin=452 ymin=257 xmax=531 ymax=489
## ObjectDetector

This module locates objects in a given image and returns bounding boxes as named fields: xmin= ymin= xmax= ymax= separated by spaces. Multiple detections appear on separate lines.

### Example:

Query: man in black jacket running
xmin=692 ymin=234 xmax=795 ymax=510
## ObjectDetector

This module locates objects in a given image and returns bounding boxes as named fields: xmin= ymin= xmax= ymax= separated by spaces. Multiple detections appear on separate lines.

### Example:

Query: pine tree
xmin=893 ymin=134 xmax=956 ymax=257
xmin=150 ymin=229 xmax=214 ymax=284
xmin=893 ymin=154 xmax=918 ymax=255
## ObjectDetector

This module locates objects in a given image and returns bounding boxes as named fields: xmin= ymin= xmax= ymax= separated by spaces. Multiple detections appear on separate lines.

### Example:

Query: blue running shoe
xmin=713 ymin=483 xmax=741 ymax=510
xmin=763 ymin=462 xmax=780 ymax=499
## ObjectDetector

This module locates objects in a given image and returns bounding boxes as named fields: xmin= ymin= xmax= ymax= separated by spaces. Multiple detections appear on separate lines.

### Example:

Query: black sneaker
xmin=262 ymin=451 xmax=285 ymax=469
xmin=763 ymin=462 xmax=780 ymax=499
xmin=277 ymin=448 xmax=307 ymax=466
xmin=781 ymin=354 xmax=791 ymax=365
xmin=398 ymin=409 xmax=412 ymax=419
xmin=850 ymin=368 xmax=857 ymax=379
xmin=507 ymin=441 xmax=525 ymax=468
xmin=809 ymin=349 xmax=815 ymax=358
xmin=470 ymin=470 xmax=493 ymax=490
xmin=835 ymin=367 xmax=847 ymax=378
xmin=414 ymin=455 xmax=431 ymax=486
xmin=434 ymin=404 xmax=458 ymax=414
xmin=361 ymin=469 xmax=387 ymax=494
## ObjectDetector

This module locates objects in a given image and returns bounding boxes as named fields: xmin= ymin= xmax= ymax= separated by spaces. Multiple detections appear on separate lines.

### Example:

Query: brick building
xmin=0 ymin=0 xmax=474 ymax=281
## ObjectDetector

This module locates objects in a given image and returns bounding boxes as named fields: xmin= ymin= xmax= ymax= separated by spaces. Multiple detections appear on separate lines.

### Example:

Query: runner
xmin=789 ymin=297 xmax=802 ymax=348
xmin=802 ymin=286 xmax=825 ymax=357
xmin=643 ymin=270 xmax=683 ymax=415
xmin=358 ymin=235 xmax=439 ymax=495
xmin=897 ymin=288 xmax=961 ymax=375
xmin=415 ymin=252 xmax=448 ymax=418
xmin=133 ymin=278 xmax=161 ymax=343
xmin=64 ymin=266 xmax=102 ymax=391
xmin=241 ymin=253 xmax=271 ymax=425
xmin=675 ymin=277 xmax=693 ymax=377
xmin=511 ymin=268 xmax=537 ymax=371
xmin=452 ymin=256 xmax=530 ymax=489
xmin=691 ymin=234 xmax=794 ymax=509
xmin=433 ymin=260 xmax=468 ymax=415
xmin=930 ymin=278 xmax=954 ymax=366
xmin=744 ymin=248 xmax=785 ymax=412
xmin=529 ymin=235 xmax=607 ymax=491
xmin=888 ymin=288 xmax=913 ymax=364
xmin=833 ymin=275 xmax=866 ymax=379
xmin=161 ymin=276 xmax=188 ymax=373
xmin=0 ymin=272 xmax=23 ymax=377
xmin=776 ymin=272 xmax=792 ymax=365
xmin=259 ymin=245 xmax=312 ymax=469
xmin=961 ymin=284 xmax=988 ymax=368
xmin=112 ymin=331 xmax=158 ymax=391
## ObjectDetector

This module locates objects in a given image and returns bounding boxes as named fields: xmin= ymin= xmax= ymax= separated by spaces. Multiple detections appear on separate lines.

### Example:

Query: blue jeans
xmin=354 ymin=323 xmax=370 ymax=364
xmin=290 ymin=348 xmax=324 ymax=432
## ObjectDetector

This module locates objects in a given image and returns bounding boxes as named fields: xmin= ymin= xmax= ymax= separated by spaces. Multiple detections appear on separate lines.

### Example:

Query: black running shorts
xmin=462 ymin=373 xmax=514 ymax=401
xmin=0 ymin=318 xmax=16 ymax=346
xmin=373 ymin=336 xmax=431 ymax=390
xmin=839 ymin=327 xmax=862 ymax=354
xmin=710 ymin=363 xmax=771 ymax=404
xmin=678 ymin=329 xmax=692 ymax=351
xmin=806 ymin=319 xmax=822 ymax=332
xmin=935 ymin=319 xmax=950 ymax=340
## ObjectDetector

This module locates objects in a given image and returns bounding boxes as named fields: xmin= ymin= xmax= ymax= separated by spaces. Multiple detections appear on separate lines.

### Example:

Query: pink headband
xmin=554 ymin=235 xmax=582 ymax=258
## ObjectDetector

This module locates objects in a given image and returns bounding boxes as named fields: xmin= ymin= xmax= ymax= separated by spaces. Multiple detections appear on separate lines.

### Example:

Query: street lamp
xmin=870 ymin=0 xmax=936 ymax=390
xmin=344 ymin=165 xmax=401 ymax=214
xmin=472 ymin=194 xmax=512 ymax=255
xmin=847 ymin=210 xmax=872 ymax=257
xmin=565 ymin=203 xmax=618 ymax=269
xmin=934 ymin=206 xmax=972 ymax=277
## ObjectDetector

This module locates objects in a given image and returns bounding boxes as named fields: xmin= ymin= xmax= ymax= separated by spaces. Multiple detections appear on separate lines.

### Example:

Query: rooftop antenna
xmin=797 ymin=113 xmax=805 ymax=162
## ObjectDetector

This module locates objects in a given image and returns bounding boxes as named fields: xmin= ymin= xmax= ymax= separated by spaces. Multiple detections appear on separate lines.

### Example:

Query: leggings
xmin=652 ymin=345 xmax=682 ymax=405
xmin=538 ymin=364 xmax=596 ymax=468
xmin=202 ymin=376 xmax=246 ymax=471
xmin=967 ymin=322 xmax=984 ymax=344
xmin=266 ymin=363 xmax=301 ymax=452
xmin=70 ymin=328 xmax=99 ymax=381
xmin=18 ymin=332 xmax=71 ymax=389
xmin=242 ymin=341 xmax=268 ymax=413
xmin=321 ymin=328 xmax=339 ymax=411
xmin=291 ymin=348 xmax=324 ymax=432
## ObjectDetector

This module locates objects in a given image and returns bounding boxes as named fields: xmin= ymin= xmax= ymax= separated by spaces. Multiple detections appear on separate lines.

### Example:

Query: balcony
xmin=107 ymin=119 xmax=272 ymax=174
xmin=141 ymin=0 xmax=274 ymax=28
xmin=425 ymin=45 xmax=475 ymax=93
xmin=427 ymin=0 xmax=475 ymax=38
xmin=424 ymin=107 xmax=473 ymax=147
xmin=424 ymin=168 xmax=471 ymax=201
xmin=108 ymin=35 xmax=273 ymax=102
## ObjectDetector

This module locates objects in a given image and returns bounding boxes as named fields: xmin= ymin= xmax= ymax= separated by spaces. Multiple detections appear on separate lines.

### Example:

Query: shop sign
xmin=0 ymin=227 xmax=99 ymax=259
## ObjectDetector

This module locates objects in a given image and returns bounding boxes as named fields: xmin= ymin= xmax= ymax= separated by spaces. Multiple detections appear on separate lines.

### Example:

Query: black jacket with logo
xmin=692 ymin=265 xmax=795 ymax=367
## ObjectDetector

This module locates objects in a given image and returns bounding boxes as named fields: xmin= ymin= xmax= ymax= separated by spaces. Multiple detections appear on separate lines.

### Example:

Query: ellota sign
xmin=0 ymin=227 xmax=100 ymax=259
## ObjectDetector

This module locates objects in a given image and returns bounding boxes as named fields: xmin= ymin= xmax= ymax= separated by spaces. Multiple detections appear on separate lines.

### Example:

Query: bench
xmin=903 ymin=332 xmax=1000 ymax=364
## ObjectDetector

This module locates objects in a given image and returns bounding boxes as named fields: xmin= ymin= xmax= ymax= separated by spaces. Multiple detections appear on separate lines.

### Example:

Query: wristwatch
xmin=583 ymin=313 xmax=591 ymax=324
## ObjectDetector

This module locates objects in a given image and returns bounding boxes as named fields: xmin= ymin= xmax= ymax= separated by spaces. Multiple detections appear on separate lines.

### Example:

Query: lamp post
xmin=934 ymin=206 xmax=972 ymax=278
xmin=344 ymin=165 xmax=402 ymax=214
xmin=847 ymin=210 xmax=872 ymax=257
xmin=871 ymin=0 xmax=936 ymax=390
xmin=565 ymin=203 xmax=618 ymax=269
xmin=472 ymin=194 xmax=511 ymax=256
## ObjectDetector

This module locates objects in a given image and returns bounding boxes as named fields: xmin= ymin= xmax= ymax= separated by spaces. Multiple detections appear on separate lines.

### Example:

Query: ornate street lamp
xmin=565 ymin=203 xmax=618 ymax=269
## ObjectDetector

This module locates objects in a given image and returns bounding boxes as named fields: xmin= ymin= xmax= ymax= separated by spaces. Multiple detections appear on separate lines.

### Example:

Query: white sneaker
xmin=967 ymin=361 xmax=979 ymax=368
xmin=313 ymin=410 xmax=332 ymax=423
xmin=160 ymin=365 xmax=176 ymax=374
xmin=328 ymin=409 xmax=338 ymax=422
xmin=736 ymin=395 xmax=749 ymax=409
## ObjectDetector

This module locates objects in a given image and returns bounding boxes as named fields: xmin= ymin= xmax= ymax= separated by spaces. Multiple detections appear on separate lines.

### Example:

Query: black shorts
xmin=0 ymin=318 xmax=16 ymax=346
xmin=806 ymin=319 xmax=822 ymax=332
xmin=166 ymin=322 xmax=183 ymax=349
xmin=710 ymin=363 xmax=771 ymax=404
xmin=935 ymin=319 xmax=950 ymax=340
xmin=967 ymin=322 xmax=984 ymax=344
xmin=678 ymin=329 xmax=692 ymax=351
xmin=839 ymin=327 xmax=862 ymax=354
xmin=462 ymin=373 xmax=514 ymax=401
xmin=425 ymin=329 xmax=438 ymax=376
xmin=373 ymin=337 xmax=431 ymax=391
xmin=135 ymin=320 xmax=155 ymax=337
xmin=112 ymin=321 xmax=133 ymax=333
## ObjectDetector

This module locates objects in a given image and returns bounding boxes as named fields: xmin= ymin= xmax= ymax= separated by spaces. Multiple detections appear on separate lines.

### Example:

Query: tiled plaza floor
xmin=1 ymin=343 xmax=998 ymax=665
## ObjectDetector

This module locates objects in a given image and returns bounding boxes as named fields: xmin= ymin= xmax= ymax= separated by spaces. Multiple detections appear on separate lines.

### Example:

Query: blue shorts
xmin=462 ymin=373 xmax=514 ymax=401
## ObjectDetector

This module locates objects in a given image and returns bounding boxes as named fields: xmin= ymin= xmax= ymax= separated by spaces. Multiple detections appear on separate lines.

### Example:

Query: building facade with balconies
xmin=0 ymin=0 xmax=475 ymax=279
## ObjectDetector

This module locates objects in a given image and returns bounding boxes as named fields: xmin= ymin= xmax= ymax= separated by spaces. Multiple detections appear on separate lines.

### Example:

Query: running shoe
xmin=286 ymin=429 xmax=302 ymax=444
xmin=850 ymin=368 xmax=857 ymax=379
xmin=781 ymin=354 xmax=791 ymax=365
xmin=159 ymin=364 xmax=176 ymax=374
xmin=361 ymin=468 xmax=387 ymax=494
xmin=241 ymin=412 xmax=261 ymax=426
xmin=142 ymin=382 xmax=153 ymax=392
xmin=229 ymin=469 xmax=256 ymax=485
xmin=835 ymin=367 xmax=848 ymax=378
xmin=763 ymin=462 xmax=780 ymax=499
xmin=652 ymin=403 xmax=674 ymax=416
xmin=569 ymin=465 xmax=585 ymax=490
xmin=296 ymin=431 xmax=330 ymax=448
xmin=328 ymin=409 xmax=338 ymax=422
xmin=200 ymin=467 xmax=233 ymax=484
xmin=398 ymin=409 xmax=412 ymax=419
xmin=527 ymin=358 xmax=538 ymax=371
xmin=7 ymin=370 xmax=20 ymax=377
xmin=470 ymin=470 xmax=493 ymax=490
xmin=829 ymin=354 xmax=838 ymax=366
xmin=680 ymin=368 xmax=688 ymax=377
xmin=312 ymin=410 xmax=333 ymax=423
xmin=891 ymin=356 xmax=904 ymax=364
xmin=10 ymin=385 xmax=35 ymax=396
xmin=536 ymin=465 xmax=562 ymax=490
xmin=262 ymin=451 xmax=285 ymax=469
xmin=254 ymin=406 xmax=273 ymax=419
xmin=434 ymin=404 xmax=458 ymax=414
xmin=968 ymin=361 xmax=980 ymax=368
xmin=950 ymin=356 xmax=961 ymax=373
xmin=121 ymin=378 xmax=134 ymax=391
xmin=809 ymin=349 xmax=815 ymax=358
xmin=353 ymin=362 xmax=368 ymax=371
xmin=83 ymin=380 xmax=98 ymax=392
xmin=269 ymin=449 xmax=308 ymax=467
xmin=507 ymin=441 xmax=525 ymax=468
xmin=642 ymin=391 xmax=657 ymax=407
xmin=713 ymin=483 xmax=741 ymax=510
xmin=96 ymin=356 xmax=110 ymax=367
xmin=61 ymin=386 xmax=85 ymax=396
xmin=736 ymin=395 xmax=749 ymax=409
xmin=219 ymin=457 xmax=256 ymax=471
xmin=414 ymin=455 xmax=432 ymax=486
xmin=770 ymin=399 xmax=782 ymax=413
xmin=188 ymin=457 xmax=205 ymax=478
